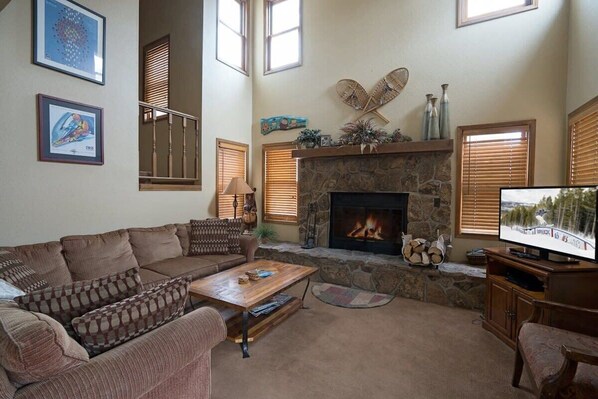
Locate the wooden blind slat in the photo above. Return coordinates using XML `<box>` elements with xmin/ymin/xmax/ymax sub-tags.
<box><xmin>569</xmin><ymin>105</ymin><xmax>598</xmax><ymax>185</ymax></box>
<box><xmin>572</xmin><ymin>114</ymin><xmax>598</xmax><ymax>130</ymax></box>
<box><xmin>263</xmin><ymin>144</ymin><xmax>297</xmax><ymax>223</ymax></box>
<box><xmin>143</xmin><ymin>38</ymin><xmax>169</xmax><ymax>112</ymax></box>
<box><xmin>217</xmin><ymin>141</ymin><xmax>248</xmax><ymax>219</ymax></box>
<box><xmin>459</xmin><ymin>125</ymin><xmax>532</xmax><ymax>236</ymax></box>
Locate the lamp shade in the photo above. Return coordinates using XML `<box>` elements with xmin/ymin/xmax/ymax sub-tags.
<box><xmin>223</xmin><ymin>177</ymin><xmax>254</xmax><ymax>195</ymax></box>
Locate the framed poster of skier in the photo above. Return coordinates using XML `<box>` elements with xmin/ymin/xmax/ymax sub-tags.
<box><xmin>33</xmin><ymin>0</ymin><xmax>106</xmax><ymax>85</ymax></box>
<box><xmin>37</xmin><ymin>94</ymin><xmax>104</xmax><ymax>165</ymax></box>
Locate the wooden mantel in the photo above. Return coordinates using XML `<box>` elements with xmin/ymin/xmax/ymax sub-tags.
<box><xmin>291</xmin><ymin>139</ymin><xmax>453</xmax><ymax>159</ymax></box>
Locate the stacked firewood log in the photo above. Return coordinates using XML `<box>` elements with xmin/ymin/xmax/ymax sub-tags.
<box><xmin>402</xmin><ymin>234</ymin><xmax>448</xmax><ymax>266</ymax></box>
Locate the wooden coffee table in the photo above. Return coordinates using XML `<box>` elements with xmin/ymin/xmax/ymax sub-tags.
<box><xmin>189</xmin><ymin>259</ymin><xmax>317</xmax><ymax>358</ymax></box>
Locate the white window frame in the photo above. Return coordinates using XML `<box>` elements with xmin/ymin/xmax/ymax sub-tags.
<box><xmin>264</xmin><ymin>0</ymin><xmax>303</xmax><ymax>74</ymax></box>
<box><xmin>457</xmin><ymin>0</ymin><xmax>538</xmax><ymax>28</ymax></box>
<box><xmin>217</xmin><ymin>0</ymin><xmax>249</xmax><ymax>75</ymax></box>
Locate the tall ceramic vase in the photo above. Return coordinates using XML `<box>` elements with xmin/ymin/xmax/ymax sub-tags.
<box><xmin>439</xmin><ymin>84</ymin><xmax>450</xmax><ymax>139</ymax></box>
<box><xmin>422</xmin><ymin>94</ymin><xmax>433</xmax><ymax>140</ymax></box>
<box><xmin>428</xmin><ymin>97</ymin><xmax>440</xmax><ymax>140</ymax></box>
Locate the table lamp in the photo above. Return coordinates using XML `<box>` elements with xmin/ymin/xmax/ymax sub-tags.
<box><xmin>223</xmin><ymin>177</ymin><xmax>254</xmax><ymax>219</ymax></box>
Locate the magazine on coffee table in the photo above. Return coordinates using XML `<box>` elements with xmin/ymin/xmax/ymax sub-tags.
<box><xmin>249</xmin><ymin>293</ymin><xmax>293</xmax><ymax>317</ymax></box>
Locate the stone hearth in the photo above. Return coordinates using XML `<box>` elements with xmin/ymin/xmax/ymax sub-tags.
<box><xmin>257</xmin><ymin>242</ymin><xmax>486</xmax><ymax>311</ymax></box>
<box><xmin>298</xmin><ymin>152</ymin><xmax>452</xmax><ymax>247</ymax></box>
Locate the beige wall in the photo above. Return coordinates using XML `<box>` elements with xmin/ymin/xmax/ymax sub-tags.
<box><xmin>250</xmin><ymin>0</ymin><xmax>570</xmax><ymax>261</ymax></box>
<box><xmin>202</xmin><ymin>0</ymin><xmax>253</xmax><ymax>207</ymax></box>
<box><xmin>566</xmin><ymin>0</ymin><xmax>598</xmax><ymax>113</ymax></box>
<box><xmin>0</xmin><ymin>0</ymin><xmax>252</xmax><ymax>245</ymax></box>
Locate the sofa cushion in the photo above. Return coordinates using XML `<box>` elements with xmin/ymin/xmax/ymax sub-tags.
<box><xmin>143</xmin><ymin>257</ymin><xmax>218</xmax><ymax>280</ymax></box>
<box><xmin>0</xmin><ymin>302</ymin><xmax>89</xmax><ymax>387</ymax></box>
<box><xmin>61</xmin><ymin>230</ymin><xmax>139</xmax><ymax>281</ymax></box>
<box><xmin>519</xmin><ymin>323</ymin><xmax>598</xmax><ymax>397</ymax></box>
<box><xmin>4</xmin><ymin>242</ymin><xmax>73</xmax><ymax>286</ymax></box>
<box><xmin>14</xmin><ymin>268</ymin><xmax>142</xmax><ymax>338</ymax></box>
<box><xmin>227</xmin><ymin>218</ymin><xmax>243</xmax><ymax>254</ymax></box>
<box><xmin>189</xmin><ymin>219</ymin><xmax>229</xmax><ymax>255</ymax></box>
<box><xmin>0</xmin><ymin>250</ymin><xmax>49</xmax><ymax>293</ymax></box>
<box><xmin>175</xmin><ymin>223</ymin><xmax>191</xmax><ymax>256</ymax></box>
<box><xmin>200</xmin><ymin>254</ymin><xmax>246</xmax><ymax>272</ymax></box>
<box><xmin>128</xmin><ymin>225</ymin><xmax>183</xmax><ymax>267</ymax></box>
<box><xmin>0</xmin><ymin>367</ymin><xmax>16</xmax><ymax>399</ymax></box>
<box><xmin>138</xmin><ymin>268</ymin><xmax>170</xmax><ymax>290</ymax></box>
<box><xmin>72</xmin><ymin>276</ymin><xmax>191</xmax><ymax>356</ymax></box>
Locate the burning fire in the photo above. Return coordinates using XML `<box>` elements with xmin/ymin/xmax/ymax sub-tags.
<box><xmin>347</xmin><ymin>214</ymin><xmax>384</xmax><ymax>240</ymax></box>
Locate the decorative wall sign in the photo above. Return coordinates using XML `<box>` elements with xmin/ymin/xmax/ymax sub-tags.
<box><xmin>33</xmin><ymin>0</ymin><xmax>106</xmax><ymax>85</ymax></box>
<box><xmin>37</xmin><ymin>94</ymin><xmax>104</xmax><ymax>165</ymax></box>
<box><xmin>260</xmin><ymin>115</ymin><xmax>308</xmax><ymax>135</ymax></box>
<box><xmin>336</xmin><ymin>68</ymin><xmax>409</xmax><ymax>124</ymax></box>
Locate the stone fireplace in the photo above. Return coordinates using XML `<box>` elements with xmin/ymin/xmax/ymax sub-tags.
<box><xmin>329</xmin><ymin>192</ymin><xmax>408</xmax><ymax>255</ymax></box>
<box><xmin>256</xmin><ymin>141</ymin><xmax>486</xmax><ymax>311</ymax></box>
<box><xmin>297</xmin><ymin>145</ymin><xmax>453</xmax><ymax>250</ymax></box>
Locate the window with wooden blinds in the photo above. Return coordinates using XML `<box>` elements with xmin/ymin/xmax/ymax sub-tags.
<box><xmin>217</xmin><ymin>139</ymin><xmax>249</xmax><ymax>219</ymax></box>
<box><xmin>263</xmin><ymin>143</ymin><xmax>298</xmax><ymax>223</ymax></box>
<box><xmin>143</xmin><ymin>36</ymin><xmax>170</xmax><ymax>121</ymax></box>
<box><xmin>568</xmin><ymin>96</ymin><xmax>598</xmax><ymax>186</ymax></box>
<box><xmin>456</xmin><ymin>120</ymin><xmax>536</xmax><ymax>237</ymax></box>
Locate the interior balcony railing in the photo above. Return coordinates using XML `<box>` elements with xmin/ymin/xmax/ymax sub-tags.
<box><xmin>139</xmin><ymin>101</ymin><xmax>201</xmax><ymax>191</ymax></box>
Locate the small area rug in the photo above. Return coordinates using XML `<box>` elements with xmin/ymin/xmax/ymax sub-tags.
<box><xmin>311</xmin><ymin>283</ymin><xmax>394</xmax><ymax>308</ymax></box>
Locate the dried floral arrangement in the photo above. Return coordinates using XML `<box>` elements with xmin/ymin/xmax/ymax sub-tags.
<box><xmin>338</xmin><ymin>119</ymin><xmax>387</xmax><ymax>153</ymax></box>
<box><xmin>338</xmin><ymin>119</ymin><xmax>412</xmax><ymax>152</ymax></box>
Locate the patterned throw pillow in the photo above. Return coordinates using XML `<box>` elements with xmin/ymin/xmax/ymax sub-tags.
<box><xmin>72</xmin><ymin>276</ymin><xmax>191</xmax><ymax>356</ymax></box>
<box><xmin>189</xmin><ymin>219</ymin><xmax>229</xmax><ymax>255</ymax></box>
<box><xmin>228</xmin><ymin>218</ymin><xmax>243</xmax><ymax>254</ymax></box>
<box><xmin>14</xmin><ymin>267</ymin><xmax>142</xmax><ymax>338</ymax></box>
<box><xmin>0</xmin><ymin>250</ymin><xmax>48</xmax><ymax>293</ymax></box>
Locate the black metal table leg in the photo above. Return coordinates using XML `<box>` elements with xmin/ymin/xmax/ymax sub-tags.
<box><xmin>240</xmin><ymin>311</ymin><xmax>250</xmax><ymax>358</ymax></box>
<box><xmin>301</xmin><ymin>277</ymin><xmax>311</xmax><ymax>309</ymax></box>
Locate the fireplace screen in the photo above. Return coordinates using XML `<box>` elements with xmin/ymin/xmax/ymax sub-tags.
<box><xmin>329</xmin><ymin>192</ymin><xmax>408</xmax><ymax>255</ymax></box>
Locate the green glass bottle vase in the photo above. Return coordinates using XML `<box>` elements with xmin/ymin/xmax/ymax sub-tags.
<box><xmin>439</xmin><ymin>84</ymin><xmax>450</xmax><ymax>140</ymax></box>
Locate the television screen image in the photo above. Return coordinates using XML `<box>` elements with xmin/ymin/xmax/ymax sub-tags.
<box><xmin>499</xmin><ymin>187</ymin><xmax>597</xmax><ymax>262</ymax></box>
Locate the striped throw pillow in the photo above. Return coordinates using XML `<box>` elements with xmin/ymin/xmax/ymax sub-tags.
<box><xmin>72</xmin><ymin>276</ymin><xmax>191</xmax><ymax>356</ymax></box>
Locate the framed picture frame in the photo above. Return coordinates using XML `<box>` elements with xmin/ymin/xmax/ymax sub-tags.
<box><xmin>37</xmin><ymin>94</ymin><xmax>104</xmax><ymax>165</ymax></box>
<box><xmin>319</xmin><ymin>134</ymin><xmax>332</xmax><ymax>147</ymax></box>
<box><xmin>33</xmin><ymin>0</ymin><xmax>106</xmax><ymax>85</ymax></box>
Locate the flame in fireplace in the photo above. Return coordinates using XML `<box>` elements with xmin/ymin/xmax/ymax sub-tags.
<box><xmin>347</xmin><ymin>214</ymin><xmax>384</xmax><ymax>240</ymax></box>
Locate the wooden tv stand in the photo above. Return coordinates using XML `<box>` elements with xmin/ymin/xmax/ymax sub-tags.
<box><xmin>483</xmin><ymin>247</ymin><xmax>598</xmax><ymax>349</ymax></box>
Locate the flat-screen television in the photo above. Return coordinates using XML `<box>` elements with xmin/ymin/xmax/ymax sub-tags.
<box><xmin>499</xmin><ymin>186</ymin><xmax>597</xmax><ymax>263</ymax></box>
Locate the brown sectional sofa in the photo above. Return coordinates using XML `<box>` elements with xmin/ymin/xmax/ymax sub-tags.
<box><xmin>0</xmin><ymin>222</ymin><xmax>259</xmax><ymax>399</ymax></box>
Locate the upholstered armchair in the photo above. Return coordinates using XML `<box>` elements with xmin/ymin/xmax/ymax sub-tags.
<box><xmin>512</xmin><ymin>300</ymin><xmax>598</xmax><ymax>398</ymax></box>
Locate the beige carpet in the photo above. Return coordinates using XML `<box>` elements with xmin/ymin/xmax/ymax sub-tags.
<box><xmin>211</xmin><ymin>284</ymin><xmax>534</xmax><ymax>399</ymax></box>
